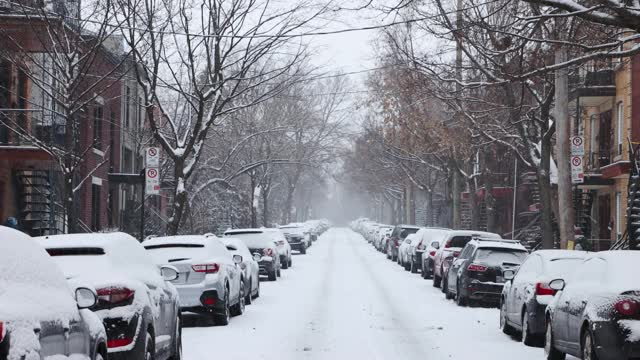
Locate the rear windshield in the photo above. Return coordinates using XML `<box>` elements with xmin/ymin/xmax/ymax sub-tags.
<box><xmin>225</xmin><ymin>233</ymin><xmax>273</xmax><ymax>248</ymax></box>
<box><xmin>449</xmin><ymin>236</ymin><xmax>472</xmax><ymax>248</ymax></box>
<box><xmin>474</xmin><ymin>248</ymin><xmax>528</xmax><ymax>266</ymax></box>
<box><xmin>547</xmin><ymin>258</ymin><xmax>583</xmax><ymax>277</ymax></box>
<box><xmin>400</xmin><ymin>227</ymin><xmax>419</xmax><ymax>238</ymax></box>
<box><xmin>144</xmin><ymin>244</ymin><xmax>207</xmax><ymax>263</ymax></box>
<box><xmin>47</xmin><ymin>247</ymin><xmax>105</xmax><ymax>256</ymax></box>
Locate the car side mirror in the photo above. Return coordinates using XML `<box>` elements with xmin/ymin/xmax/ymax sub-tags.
<box><xmin>75</xmin><ymin>287</ymin><xmax>97</xmax><ymax>309</ymax></box>
<box><xmin>253</xmin><ymin>253</ymin><xmax>262</xmax><ymax>261</ymax></box>
<box><xmin>549</xmin><ymin>279</ymin><xmax>565</xmax><ymax>291</ymax></box>
<box><xmin>160</xmin><ymin>266</ymin><xmax>179</xmax><ymax>281</ymax></box>
<box><xmin>503</xmin><ymin>270</ymin><xmax>515</xmax><ymax>281</ymax></box>
<box><xmin>233</xmin><ymin>254</ymin><xmax>243</xmax><ymax>264</ymax></box>
<box><xmin>432</xmin><ymin>242</ymin><xmax>440</xmax><ymax>249</ymax></box>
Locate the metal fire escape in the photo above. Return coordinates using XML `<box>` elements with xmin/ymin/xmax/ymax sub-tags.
<box><xmin>14</xmin><ymin>169</ymin><xmax>63</xmax><ymax>236</ymax></box>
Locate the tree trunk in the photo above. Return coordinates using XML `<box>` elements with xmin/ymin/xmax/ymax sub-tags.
<box><xmin>469</xmin><ymin>178</ymin><xmax>479</xmax><ymax>230</ymax></box>
<box><xmin>64</xmin><ymin>172</ymin><xmax>76</xmax><ymax>233</ymax></box>
<box><xmin>261</xmin><ymin>185</ymin><xmax>269</xmax><ymax>227</ymax></box>
<box><xmin>282</xmin><ymin>178</ymin><xmax>295</xmax><ymax>224</ymax></box>
<box><xmin>427</xmin><ymin>190</ymin><xmax>434</xmax><ymax>226</ymax></box>
<box><xmin>250</xmin><ymin>176</ymin><xmax>257</xmax><ymax>228</ymax></box>
<box><xmin>486</xmin><ymin>177</ymin><xmax>496</xmax><ymax>233</ymax></box>
<box><xmin>451</xmin><ymin>167</ymin><xmax>461</xmax><ymax>229</ymax></box>
<box><xmin>166</xmin><ymin>161</ymin><xmax>187</xmax><ymax>235</ymax></box>
<box><xmin>540</xmin><ymin>133</ymin><xmax>556</xmax><ymax>249</ymax></box>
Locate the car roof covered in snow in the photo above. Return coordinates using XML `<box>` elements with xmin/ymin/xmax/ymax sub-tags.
<box><xmin>445</xmin><ymin>230</ymin><xmax>501</xmax><ymax>239</ymax></box>
<box><xmin>532</xmin><ymin>249</ymin><xmax>589</xmax><ymax>261</ymax></box>
<box><xmin>0</xmin><ymin>226</ymin><xmax>79</xmax><ymax>322</ymax></box>
<box><xmin>143</xmin><ymin>235</ymin><xmax>212</xmax><ymax>247</ymax></box>
<box><xmin>470</xmin><ymin>238</ymin><xmax>527</xmax><ymax>251</ymax></box>
<box><xmin>38</xmin><ymin>231</ymin><xmax>138</xmax><ymax>249</ymax></box>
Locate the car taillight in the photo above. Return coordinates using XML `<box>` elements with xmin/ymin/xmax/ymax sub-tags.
<box><xmin>0</xmin><ymin>321</ymin><xmax>4</xmax><ymax>343</ymax></box>
<box><xmin>417</xmin><ymin>242</ymin><xmax>425</xmax><ymax>250</ymax></box>
<box><xmin>263</xmin><ymin>248</ymin><xmax>274</xmax><ymax>257</ymax></box>
<box><xmin>429</xmin><ymin>251</ymin><xmax>436</xmax><ymax>257</ymax></box>
<box><xmin>96</xmin><ymin>287</ymin><xmax>135</xmax><ymax>304</ymax></box>
<box><xmin>535</xmin><ymin>282</ymin><xmax>556</xmax><ymax>296</ymax></box>
<box><xmin>192</xmin><ymin>263</ymin><xmax>220</xmax><ymax>273</ymax></box>
<box><xmin>453</xmin><ymin>251</ymin><xmax>460</xmax><ymax>257</ymax></box>
<box><xmin>444</xmin><ymin>241</ymin><xmax>451</xmax><ymax>248</ymax></box>
<box><xmin>615</xmin><ymin>299</ymin><xmax>639</xmax><ymax>317</ymax></box>
<box><xmin>467</xmin><ymin>263</ymin><xmax>487</xmax><ymax>272</ymax></box>
<box><xmin>107</xmin><ymin>337</ymin><xmax>134</xmax><ymax>348</ymax></box>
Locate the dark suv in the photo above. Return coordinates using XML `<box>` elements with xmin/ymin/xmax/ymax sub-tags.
<box><xmin>445</xmin><ymin>238</ymin><xmax>528</xmax><ymax>307</ymax></box>
<box><xmin>386</xmin><ymin>225</ymin><xmax>420</xmax><ymax>262</ymax></box>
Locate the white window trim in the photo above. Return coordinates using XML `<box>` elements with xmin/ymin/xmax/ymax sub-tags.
<box><xmin>617</xmin><ymin>101</ymin><xmax>624</xmax><ymax>148</ymax></box>
<box><xmin>92</xmin><ymin>176</ymin><xmax>103</xmax><ymax>186</ymax></box>
<box><xmin>616</xmin><ymin>192</ymin><xmax>621</xmax><ymax>240</ymax></box>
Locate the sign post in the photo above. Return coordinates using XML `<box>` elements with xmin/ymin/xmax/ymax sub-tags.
<box><xmin>570</xmin><ymin>136</ymin><xmax>585</xmax><ymax>156</ymax></box>
<box><xmin>145</xmin><ymin>147</ymin><xmax>161</xmax><ymax>195</ymax></box>
<box><xmin>571</xmin><ymin>155</ymin><xmax>584</xmax><ymax>184</ymax></box>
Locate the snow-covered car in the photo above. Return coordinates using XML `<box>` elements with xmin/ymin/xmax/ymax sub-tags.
<box><xmin>544</xmin><ymin>251</ymin><xmax>640</xmax><ymax>360</ymax></box>
<box><xmin>420</xmin><ymin>228</ymin><xmax>451</xmax><ymax>279</ymax></box>
<box><xmin>144</xmin><ymin>235</ymin><xmax>246</xmax><ymax>325</ymax></box>
<box><xmin>409</xmin><ymin>227</ymin><xmax>450</xmax><ymax>274</ymax></box>
<box><xmin>264</xmin><ymin>228</ymin><xmax>292</xmax><ymax>269</ymax></box>
<box><xmin>499</xmin><ymin>249</ymin><xmax>586</xmax><ymax>345</ymax></box>
<box><xmin>39</xmin><ymin>232</ymin><xmax>181</xmax><ymax>360</ymax></box>
<box><xmin>387</xmin><ymin>224</ymin><xmax>420</xmax><ymax>261</ymax></box>
<box><xmin>221</xmin><ymin>235</ymin><xmax>262</xmax><ymax>304</ymax></box>
<box><xmin>1</xmin><ymin>226</ymin><xmax>108</xmax><ymax>360</ymax></box>
<box><xmin>225</xmin><ymin>229</ymin><xmax>282</xmax><ymax>280</ymax></box>
<box><xmin>279</xmin><ymin>224</ymin><xmax>311</xmax><ymax>254</ymax></box>
<box><xmin>398</xmin><ymin>233</ymin><xmax>420</xmax><ymax>270</ymax></box>
<box><xmin>445</xmin><ymin>238</ymin><xmax>528</xmax><ymax>307</ymax></box>
<box><xmin>375</xmin><ymin>226</ymin><xmax>393</xmax><ymax>252</ymax></box>
<box><xmin>432</xmin><ymin>230</ymin><xmax>502</xmax><ymax>288</ymax></box>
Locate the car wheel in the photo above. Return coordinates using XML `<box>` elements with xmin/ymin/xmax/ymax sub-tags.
<box><xmin>268</xmin><ymin>269</ymin><xmax>277</xmax><ymax>281</ymax></box>
<box><xmin>277</xmin><ymin>268</ymin><xmax>281</xmax><ymax>277</ymax></box>
<box><xmin>404</xmin><ymin>259</ymin><xmax>411</xmax><ymax>271</ymax></box>
<box><xmin>231</xmin><ymin>282</ymin><xmax>245</xmax><ymax>316</ymax></box>
<box><xmin>168</xmin><ymin>316</ymin><xmax>182</xmax><ymax>360</ymax></box>
<box><xmin>144</xmin><ymin>330</ymin><xmax>155</xmax><ymax>360</ymax></box>
<box><xmin>433</xmin><ymin>273</ymin><xmax>441</xmax><ymax>288</ymax></box>
<box><xmin>544</xmin><ymin>320</ymin><xmax>566</xmax><ymax>360</ymax></box>
<box><xmin>288</xmin><ymin>256</ymin><xmax>292</xmax><ymax>267</ymax></box>
<box><xmin>522</xmin><ymin>311</ymin><xmax>536</xmax><ymax>346</ymax></box>
<box><xmin>214</xmin><ymin>290</ymin><xmax>230</xmax><ymax>326</ymax></box>
<box><xmin>411</xmin><ymin>258</ymin><xmax>419</xmax><ymax>273</ymax></box>
<box><xmin>442</xmin><ymin>276</ymin><xmax>449</xmax><ymax>295</ymax></box>
<box><xmin>245</xmin><ymin>280</ymin><xmax>253</xmax><ymax>305</ymax></box>
<box><xmin>582</xmin><ymin>327</ymin><xmax>598</xmax><ymax>360</ymax></box>
<box><xmin>500</xmin><ymin>300</ymin><xmax>515</xmax><ymax>335</ymax></box>
<box><xmin>456</xmin><ymin>283</ymin><xmax>467</xmax><ymax>306</ymax></box>
<box><xmin>282</xmin><ymin>259</ymin><xmax>289</xmax><ymax>269</ymax></box>
<box><xmin>254</xmin><ymin>280</ymin><xmax>260</xmax><ymax>299</ymax></box>
<box><xmin>300</xmin><ymin>246</ymin><xmax>307</xmax><ymax>254</ymax></box>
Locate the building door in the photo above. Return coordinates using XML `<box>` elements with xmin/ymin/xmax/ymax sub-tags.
<box><xmin>91</xmin><ymin>184</ymin><xmax>101</xmax><ymax>231</ymax></box>
<box><xmin>598</xmin><ymin>193</ymin><xmax>611</xmax><ymax>241</ymax></box>
<box><xmin>598</xmin><ymin>110</ymin><xmax>613</xmax><ymax>167</ymax></box>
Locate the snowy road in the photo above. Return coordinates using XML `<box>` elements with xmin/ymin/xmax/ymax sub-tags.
<box><xmin>183</xmin><ymin>228</ymin><xmax>553</xmax><ymax>360</ymax></box>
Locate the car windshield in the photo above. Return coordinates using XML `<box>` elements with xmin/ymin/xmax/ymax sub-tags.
<box><xmin>144</xmin><ymin>243</ymin><xmax>206</xmax><ymax>262</ymax></box>
<box><xmin>475</xmin><ymin>248</ymin><xmax>528</xmax><ymax>266</ymax></box>
<box><xmin>546</xmin><ymin>258</ymin><xmax>584</xmax><ymax>277</ymax></box>
<box><xmin>225</xmin><ymin>233</ymin><xmax>272</xmax><ymax>248</ymax></box>
<box><xmin>449</xmin><ymin>236</ymin><xmax>472</xmax><ymax>248</ymax></box>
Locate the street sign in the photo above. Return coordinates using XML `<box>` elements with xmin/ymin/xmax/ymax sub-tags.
<box><xmin>146</xmin><ymin>147</ymin><xmax>160</xmax><ymax>167</ymax></box>
<box><xmin>145</xmin><ymin>167</ymin><xmax>160</xmax><ymax>195</ymax></box>
<box><xmin>571</xmin><ymin>155</ymin><xmax>584</xmax><ymax>184</ymax></box>
<box><xmin>570</xmin><ymin>136</ymin><xmax>585</xmax><ymax>156</ymax></box>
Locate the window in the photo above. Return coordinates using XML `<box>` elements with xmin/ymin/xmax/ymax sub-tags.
<box><xmin>458</xmin><ymin>244</ymin><xmax>475</xmax><ymax>259</ymax></box>
<box><xmin>91</xmin><ymin>184</ymin><xmax>101</xmax><ymax>231</ymax></box>
<box><xmin>138</xmin><ymin>97</ymin><xmax>144</xmax><ymax>128</ymax></box>
<box><xmin>616</xmin><ymin>192</ymin><xmax>622</xmax><ymax>240</ymax></box>
<box><xmin>125</xmin><ymin>86</ymin><xmax>131</xmax><ymax>128</ymax></box>
<box><xmin>589</xmin><ymin>114</ymin><xmax>597</xmax><ymax>164</ymax></box>
<box><xmin>617</xmin><ymin>101</ymin><xmax>623</xmax><ymax>155</ymax></box>
<box><xmin>93</xmin><ymin>106</ymin><xmax>103</xmax><ymax>149</ymax></box>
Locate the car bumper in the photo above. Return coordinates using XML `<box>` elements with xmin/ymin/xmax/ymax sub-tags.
<box><xmin>586</xmin><ymin>320</ymin><xmax>640</xmax><ymax>360</ymax></box>
<box><xmin>288</xmin><ymin>242</ymin><xmax>305</xmax><ymax>251</ymax></box>
<box><xmin>466</xmin><ymin>282</ymin><xmax>504</xmax><ymax>304</ymax></box>
<box><xmin>103</xmin><ymin>314</ymin><xmax>142</xmax><ymax>356</ymax></box>
<box><xmin>173</xmin><ymin>278</ymin><xmax>224</xmax><ymax>308</ymax></box>
<box><xmin>412</xmin><ymin>252</ymin><xmax>423</xmax><ymax>265</ymax></box>
<box><xmin>259</xmin><ymin>260</ymin><xmax>277</xmax><ymax>275</ymax></box>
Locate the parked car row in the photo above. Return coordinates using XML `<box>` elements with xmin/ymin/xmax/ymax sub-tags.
<box><xmin>0</xmin><ymin>219</ymin><xmax>330</xmax><ymax>360</ymax></box>
<box><xmin>351</xmin><ymin>218</ymin><xmax>640</xmax><ymax>360</ymax></box>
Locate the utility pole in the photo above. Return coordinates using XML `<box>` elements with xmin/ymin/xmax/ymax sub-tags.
<box><xmin>554</xmin><ymin>20</ymin><xmax>575</xmax><ymax>249</ymax></box>
<box><xmin>451</xmin><ymin>0</ymin><xmax>463</xmax><ymax>229</ymax></box>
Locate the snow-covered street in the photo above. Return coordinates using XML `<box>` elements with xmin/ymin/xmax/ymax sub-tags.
<box><xmin>182</xmin><ymin>228</ymin><xmax>556</xmax><ymax>360</ymax></box>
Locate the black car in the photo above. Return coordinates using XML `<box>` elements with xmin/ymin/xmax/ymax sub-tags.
<box><xmin>39</xmin><ymin>233</ymin><xmax>182</xmax><ymax>360</ymax></box>
<box><xmin>446</xmin><ymin>238</ymin><xmax>528</xmax><ymax>306</ymax></box>
<box><xmin>386</xmin><ymin>225</ymin><xmax>420</xmax><ymax>262</ymax></box>
<box><xmin>499</xmin><ymin>250</ymin><xmax>586</xmax><ymax>346</ymax></box>
<box><xmin>225</xmin><ymin>229</ymin><xmax>282</xmax><ymax>281</ymax></box>
<box><xmin>279</xmin><ymin>225</ymin><xmax>311</xmax><ymax>254</ymax></box>
<box><xmin>545</xmin><ymin>251</ymin><xmax>640</xmax><ymax>360</ymax></box>
<box><xmin>1</xmin><ymin>226</ymin><xmax>108</xmax><ymax>360</ymax></box>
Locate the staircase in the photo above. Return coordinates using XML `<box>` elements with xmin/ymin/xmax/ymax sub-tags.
<box><xmin>14</xmin><ymin>169</ymin><xmax>63</xmax><ymax>236</ymax></box>
<box><xmin>622</xmin><ymin>142</ymin><xmax>640</xmax><ymax>250</ymax></box>
<box><xmin>574</xmin><ymin>190</ymin><xmax>594</xmax><ymax>239</ymax></box>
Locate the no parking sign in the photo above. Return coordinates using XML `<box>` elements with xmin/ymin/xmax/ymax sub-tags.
<box><xmin>571</xmin><ymin>155</ymin><xmax>584</xmax><ymax>184</ymax></box>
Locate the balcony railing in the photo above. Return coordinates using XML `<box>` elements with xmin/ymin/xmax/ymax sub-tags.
<box><xmin>0</xmin><ymin>110</ymin><xmax>65</xmax><ymax>147</ymax></box>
